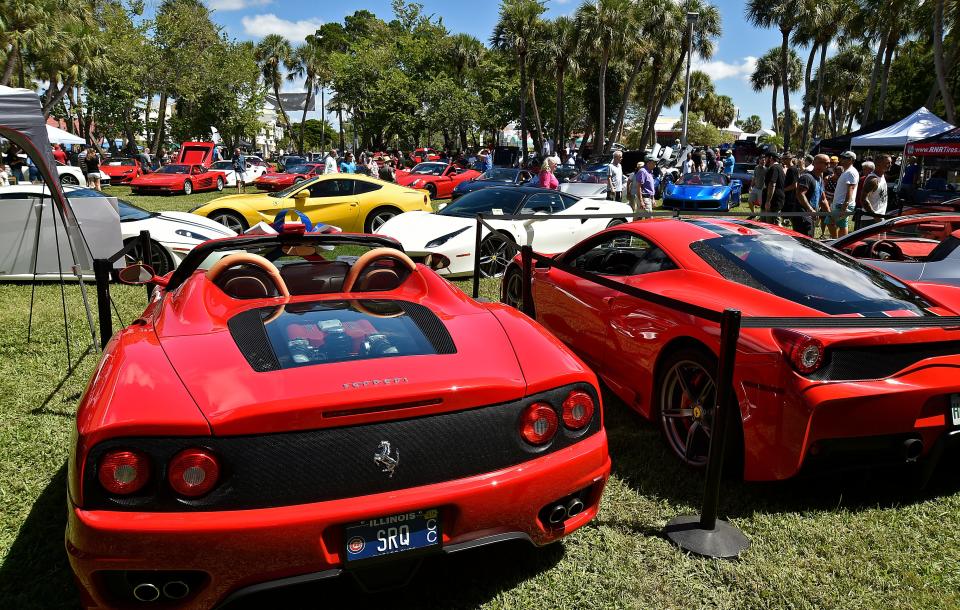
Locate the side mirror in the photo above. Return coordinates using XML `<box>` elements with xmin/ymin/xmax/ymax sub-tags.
<box><xmin>118</xmin><ymin>263</ymin><xmax>156</xmax><ymax>285</ymax></box>
<box><xmin>423</xmin><ymin>253</ymin><xmax>450</xmax><ymax>271</ymax></box>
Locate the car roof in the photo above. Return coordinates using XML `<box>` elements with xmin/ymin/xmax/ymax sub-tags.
<box><xmin>625</xmin><ymin>216</ymin><xmax>794</xmax><ymax>243</ymax></box>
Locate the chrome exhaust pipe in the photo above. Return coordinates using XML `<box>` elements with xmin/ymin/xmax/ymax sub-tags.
<box><xmin>565</xmin><ymin>497</ymin><xmax>585</xmax><ymax>518</ymax></box>
<box><xmin>132</xmin><ymin>582</ymin><xmax>160</xmax><ymax>602</ymax></box>
<box><xmin>547</xmin><ymin>504</ymin><xmax>568</xmax><ymax>525</ymax></box>
<box><xmin>162</xmin><ymin>580</ymin><xmax>190</xmax><ymax>600</ymax></box>
<box><xmin>903</xmin><ymin>438</ymin><xmax>923</xmax><ymax>462</ymax></box>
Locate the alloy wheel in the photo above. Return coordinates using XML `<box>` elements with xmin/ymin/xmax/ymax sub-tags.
<box><xmin>478</xmin><ymin>233</ymin><xmax>514</xmax><ymax>278</ymax></box>
<box><xmin>660</xmin><ymin>359</ymin><xmax>716</xmax><ymax>467</ymax></box>
<box><xmin>126</xmin><ymin>239</ymin><xmax>172</xmax><ymax>276</ymax></box>
<box><xmin>211</xmin><ymin>212</ymin><xmax>246</xmax><ymax>233</ymax></box>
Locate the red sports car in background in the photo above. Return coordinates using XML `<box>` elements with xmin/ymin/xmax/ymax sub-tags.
<box><xmin>395</xmin><ymin>162</ymin><xmax>481</xmax><ymax>200</ymax></box>
<box><xmin>67</xmin><ymin>232</ymin><xmax>609</xmax><ymax>608</ymax></box>
<box><xmin>410</xmin><ymin>147</ymin><xmax>440</xmax><ymax>163</ymax></box>
<box><xmin>502</xmin><ymin>217</ymin><xmax>960</xmax><ymax>481</ymax></box>
<box><xmin>100</xmin><ymin>158</ymin><xmax>144</xmax><ymax>184</ymax></box>
<box><xmin>254</xmin><ymin>162</ymin><xmax>325</xmax><ymax>191</ymax></box>
<box><xmin>129</xmin><ymin>163</ymin><xmax>226</xmax><ymax>195</ymax></box>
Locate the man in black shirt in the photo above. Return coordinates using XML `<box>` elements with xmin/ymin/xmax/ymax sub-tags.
<box><xmin>781</xmin><ymin>153</ymin><xmax>799</xmax><ymax>227</ymax></box>
<box><xmin>763</xmin><ymin>148</ymin><xmax>785</xmax><ymax>225</ymax></box>
<box><xmin>793</xmin><ymin>154</ymin><xmax>829</xmax><ymax>237</ymax></box>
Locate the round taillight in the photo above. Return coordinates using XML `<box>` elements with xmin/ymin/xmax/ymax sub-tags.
<box><xmin>168</xmin><ymin>448</ymin><xmax>220</xmax><ymax>497</ymax></box>
<box><xmin>562</xmin><ymin>390</ymin><xmax>595</xmax><ymax>430</ymax></box>
<box><xmin>795</xmin><ymin>341</ymin><xmax>823</xmax><ymax>373</ymax></box>
<box><xmin>519</xmin><ymin>402</ymin><xmax>559</xmax><ymax>446</ymax></box>
<box><xmin>98</xmin><ymin>450</ymin><xmax>150</xmax><ymax>495</ymax></box>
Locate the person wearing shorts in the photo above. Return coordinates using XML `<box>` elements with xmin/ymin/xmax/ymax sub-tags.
<box><xmin>827</xmin><ymin>150</ymin><xmax>859</xmax><ymax>238</ymax></box>
<box><xmin>84</xmin><ymin>148</ymin><xmax>101</xmax><ymax>190</ymax></box>
<box><xmin>232</xmin><ymin>147</ymin><xmax>246</xmax><ymax>194</ymax></box>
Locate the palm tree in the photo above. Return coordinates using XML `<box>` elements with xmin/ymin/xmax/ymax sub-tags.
<box><xmin>542</xmin><ymin>17</ymin><xmax>580</xmax><ymax>148</ymax></box>
<box><xmin>576</xmin><ymin>0</ymin><xmax>634</xmax><ymax>155</ymax></box>
<box><xmin>751</xmin><ymin>50</ymin><xmax>780</xmax><ymax>132</ymax></box>
<box><xmin>745</xmin><ymin>0</ymin><xmax>807</xmax><ymax>151</ymax></box>
<box><xmin>491</xmin><ymin>0</ymin><xmax>546</xmax><ymax>162</ymax></box>
<box><xmin>449</xmin><ymin>33</ymin><xmax>486</xmax><ymax>149</ymax></box>
<box><xmin>255</xmin><ymin>34</ymin><xmax>294</xmax><ymax>135</ymax></box>
<box><xmin>288</xmin><ymin>35</ymin><xmax>324</xmax><ymax>154</ymax></box>
<box><xmin>609</xmin><ymin>0</ymin><xmax>662</xmax><ymax>148</ymax></box>
<box><xmin>933</xmin><ymin>0</ymin><xmax>957</xmax><ymax>124</ymax></box>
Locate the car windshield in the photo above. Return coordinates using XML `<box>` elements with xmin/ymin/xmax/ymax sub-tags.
<box><xmin>107</xmin><ymin>158</ymin><xmax>136</xmax><ymax>166</ymax></box>
<box><xmin>478</xmin><ymin>169</ymin><xmax>518</xmax><ymax>183</ymax></box>
<box><xmin>157</xmin><ymin>164</ymin><xmax>189</xmax><ymax>174</ymax></box>
<box><xmin>438</xmin><ymin>189</ymin><xmax>524</xmax><ymax>218</ymax></box>
<box><xmin>117</xmin><ymin>199</ymin><xmax>155</xmax><ymax>221</ymax></box>
<box><xmin>286</xmin><ymin>164</ymin><xmax>311</xmax><ymax>173</ymax></box>
<box><xmin>679</xmin><ymin>173</ymin><xmax>727</xmax><ymax>186</ymax></box>
<box><xmin>692</xmin><ymin>234</ymin><xmax>935</xmax><ymax>316</ymax></box>
<box><xmin>572</xmin><ymin>166</ymin><xmax>608</xmax><ymax>183</ymax></box>
<box><xmin>211</xmin><ymin>161</ymin><xmax>233</xmax><ymax>170</ymax></box>
<box><xmin>410</xmin><ymin>163</ymin><xmax>446</xmax><ymax>176</ymax></box>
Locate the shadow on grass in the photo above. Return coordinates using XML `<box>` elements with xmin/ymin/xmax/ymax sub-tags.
<box><xmin>0</xmin><ymin>463</ymin><xmax>78</xmax><ymax>610</ymax></box>
<box><xmin>224</xmin><ymin>539</ymin><xmax>564</xmax><ymax>609</ymax></box>
<box><xmin>602</xmin><ymin>387</ymin><xmax>960</xmax><ymax>521</ymax></box>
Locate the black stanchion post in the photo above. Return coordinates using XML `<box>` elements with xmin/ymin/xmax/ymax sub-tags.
<box><xmin>664</xmin><ymin>308</ymin><xmax>750</xmax><ymax>559</ymax></box>
<box><xmin>138</xmin><ymin>230</ymin><xmax>151</xmax><ymax>300</ymax></box>
<box><xmin>472</xmin><ymin>214</ymin><xmax>482</xmax><ymax>298</ymax></box>
<box><xmin>520</xmin><ymin>245</ymin><xmax>533</xmax><ymax>317</ymax></box>
<box><xmin>93</xmin><ymin>259</ymin><xmax>113</xmax><ymax>349</ymax></box>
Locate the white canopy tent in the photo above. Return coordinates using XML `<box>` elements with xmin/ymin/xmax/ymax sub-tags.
<box><xmin>850</xmin><ymin>107</ymin><xmax>954</xmax><ymax>148</ymax></box>
<box><xmin>46</xmin><ymin>123</ymin><xmax>85</xmax><ymax>145</ymax></box>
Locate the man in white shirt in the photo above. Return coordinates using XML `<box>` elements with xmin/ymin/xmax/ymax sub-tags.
<box><xmin>861</xmin><ymin>154</ymin><xmax>890</xmax><ymax>221</ymax></box>
<box><xmin>323</xmin><ymin>149</ymin><xmax>338</xmax><ymax>174</ymax></box>
<box><xmin>828</xmin><ymin>150</ymin><xmax>859</xmax><ymax>238</ymax></box>
<box><xmin>607</xmin><ymin>151</ymin><xmax>624</xmax><ymax>202</ymax></box>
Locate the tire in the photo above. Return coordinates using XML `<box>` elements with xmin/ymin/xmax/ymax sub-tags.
<box><xmin>294</xmin><ymin>177</ymin><xmax>304</xmax><ymax>183</ymax></box>
<box><xmin>60</xmin><ymin>174</ymin><xmax>79</xmax><ymax>186</ymax></box>
<box><xmin>653</xmin><ymin>345</ymin><xmax>742</xmax><ymax>472</ymax></box>
<box><xmin>183</xmin><ymin>180</ymin><xmax>193</xmax><ymax>195</ymax></box>
<box><xmin>425</xmin><ymin>183</ymin><xmax>437</xmax><ymax>200</ymax></box>
<box><xmin>364</xmin><ymin>206</ymin><xmax>402</xmax><ymax>233</ymax></box>
<box><xmin>606</xmin><ymin>219</ymin><xmax>626</xmax><ymax>228</ymax></box>
<box><xmin>209</xmin><ymin>210</ymin><xmax>248</xmax><ymax>233</ymax></box>
<box><xmin>478</xmin><ymin>232</ymin><xmax>516</xmax><ymax>278</ymax></box>
<box><xmin>125</xmin><ymin>238</ymin><xmax>173</xmax><ymax>276</ymax></box>
<box><xmin>500</xmin><ymin>264</ymin><xmax>529</xmax><ymax>314</ymax></box>
<box><xmin>216</xmin><ymin>177</ymin><xmax>224</xmax><ymax>191</ymax></box>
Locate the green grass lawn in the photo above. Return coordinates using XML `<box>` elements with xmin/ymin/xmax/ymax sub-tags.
<box><xmin>1</xmin><ymin>190</ymin><xmax>959</xmax><ymax>609</ymax></box>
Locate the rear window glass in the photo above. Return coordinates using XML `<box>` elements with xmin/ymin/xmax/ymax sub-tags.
<box><xmin>691</xmin><ymin>234</ymin><xmax>935</xmax><ymax>316</ymax></box>
<box><xmin>228</xmin><ymin>300</ymin><xmax>455</xmax><ymax>371</ymax></box>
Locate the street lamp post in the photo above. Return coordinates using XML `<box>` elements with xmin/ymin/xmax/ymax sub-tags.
<box><xmin>681</xmin><ymin>11</ymin><xmax>699</xmax><ymax>148</ymax></box>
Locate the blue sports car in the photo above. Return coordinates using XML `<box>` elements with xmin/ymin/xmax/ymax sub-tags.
<box><xmin>662</xmin><ymin>172</ymin><xmax>742</xmax><ymax>211</ymax></box>
<box><xmin>450</xmin><ymin>167</ymin><xmax>533</xmax><ymax>200</ymax></box>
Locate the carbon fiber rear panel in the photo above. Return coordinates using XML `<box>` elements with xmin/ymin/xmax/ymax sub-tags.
<box><xmin>807</xmin><ymin>341</ymin><xmax>960</xmax><ymax>381</ymax></box>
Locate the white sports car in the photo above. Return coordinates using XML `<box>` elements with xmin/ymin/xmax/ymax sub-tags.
<box><xmin>208</xmin><ymin>160</ymin><xmax>267</xmax><ymax>187</ymax></box>
<box><xmin>376</xmin><ymin>186</ymin><xmax>632</xmax><ymax>277</ymax></box>
<box><xmin>0</xmin><ymin>185</ymin><xmax>234</xmax><ymax>279</ymax></box>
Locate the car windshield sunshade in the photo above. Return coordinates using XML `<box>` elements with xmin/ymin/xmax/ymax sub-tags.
<box><xmin>228</xmin><ymin>299</ymin><xmax>456</xmax><ymax>372</ymax></box>
<box><xmin>691</xmin><ymin>234</ymin><xmax>936</xmax><ymax>316</ymax></box>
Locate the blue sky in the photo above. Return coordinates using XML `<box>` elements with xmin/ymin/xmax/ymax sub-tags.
<box><xmin>202</xmin><ymin>0</ymin><xmax>792</xmax><ymax>129</ymax></box>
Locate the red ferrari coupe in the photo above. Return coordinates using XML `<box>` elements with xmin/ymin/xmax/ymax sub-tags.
<box><xmin>502</xmin><ymin>217</ymin><xmax>960</xmax><ymax>481</ymax></box>
<box><xmin>100</xmin><ymin>158</ymin><xmax>144</xmax><ymax>184</ymax></box>
<box><xmin>129</xmin><ymin>163</ymin><xmax>226</xmax><ymax>195</ymax></box>
<box><xmin>67</xmin><ymin>232</ymin><xmax>609</xmax><ymax>608</ymax></box>
<box><xmin>410</xmin><ymin>147</ymin><xmax>440</xmax><ymax>163</ymax></box>
<box><xmin>394</xmin><ymin>162</ymin><xmax>481</xmax><ymax>200</ymax></box>
<box><xmin>254</xmin><ymin>162</ymin><xmax>325</xmax><ymax>191</ymax></box>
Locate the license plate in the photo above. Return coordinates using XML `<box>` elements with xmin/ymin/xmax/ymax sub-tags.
<box><xmin>343</xmin><ymin>509</ymin><xmax>440</xmax><ymax>562</ymax></box>
<box><xmin>951</xmin><ymin>394</ymin><xmax>960</xmax><ymax>428</ymax></box>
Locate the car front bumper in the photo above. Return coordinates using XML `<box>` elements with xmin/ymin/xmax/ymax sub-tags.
<box><xmin>67</xmin><ymin>431</ymin><xmax>609</xmax><ymax>609</ymax></box>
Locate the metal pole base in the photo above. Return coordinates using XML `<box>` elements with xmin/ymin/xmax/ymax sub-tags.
<box><xmin>664</xmin><ymin>515</ymin><xmax>750</xmax><ymax>559</ymax></box>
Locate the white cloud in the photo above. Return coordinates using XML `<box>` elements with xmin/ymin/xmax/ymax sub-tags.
<box><xmin>208</xmin><ymin>0</ymin><xmax>272</xmax><ymax>10</ymax></box>
<box><xmin>241</xmin><ymin>14</ymin><xmax>323</xmax><ymax>41</ymax></box>
<box><xmin>692</xmin><ymin>55</ymin><xmax>758</xmax><ymax>82</ymax></box>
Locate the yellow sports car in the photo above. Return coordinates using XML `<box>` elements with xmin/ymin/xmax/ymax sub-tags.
<box><xmin>190</xmin><ymin>174</ymin><xmax>432</xmax><ymax>233</ymax></box>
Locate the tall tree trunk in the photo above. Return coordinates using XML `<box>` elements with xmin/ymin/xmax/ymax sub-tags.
<box><xmin>933</xmin><ymin>0</ymin><xmax>957</xmax><ymax>124</ymax></box>
<box><xmin>876</xmin><ymin>31</ymin><xmax>896</xmax><ymax>120</ymax></box>
<box><xmin>640</xmin><ymin>48</ymin><xmax>686</xmax><ymax>149</ymax></box>
<box><xmin>861</xmin><ymin>35</ymin><xmax>886</xmax><ymax>124</ymax></box>
<box><xmin>151</xmin><ymin>91</ymin><xmax>168</xmax><ymax>153</ymax></box>
<box><xmin>273</xmin><ymin>83</ymin><xmax>289</xmax><ymax>135</ymax></box>
<box><xmin>519</xmin><ymin>52</ymin><xmax>528</xmax><ymax>162</ymax></box>
<box><xmin>299</xmin><ymin>84</ymin><xmax>312</xmax><ymax>155</ymax></box>
<box><xmin>779</xmin><ymin>29</ymin><xmax>793</xmax><ymax>151</ymax></box>
<box><xmin>812</xmin><ymin>42</ymin><xmax>828</xmax><ymax>143</ymax></box>
<box><xmin>338</xmin><ymin>106</ymin><xmax>345</xmax><ymax>151</ymax></box>
<box><xmin>144</xmin><ymin>94</ymin><xmax>153</xmax><ymax>145</ymax></box>
<box><xmin>800</xmin><ymin>42</ymin><xmax>818</xmax><ymax>152</ymax></box>
<box><xmin>42</xmin><ymin>75</ymin><xmax>73</xmax><ymax>117</ymax></box>
<box><xmin>0</xmin><ymin>43</ymin><xmax>18</xmax><ymax>86</ymax></box>
<box><xmin>925</xmin><ymin>33</ymin><xmax>960</xmax><ymax>107</ymax></box>
<box><xmin>599</xmin><ymin>51</ymin><xmax>610</xmax><ymax>155</ymax></box>
<box><xmin>554</xmin><ymin>67</ymin><xmax>565</xmax><ymax>148</ymax></box>
<box><xmin>529</xmin><ymin>77</ymin><xmax>545</xmax><ymax>154</ymax></box>
<box><xmin>42</xmin><ymin>74</ymin><xmax>58</xmax><ymax>109</ymax></box>
<box><xmin>320</xmin><ymin>87</ymin><xmax>326</xmax><ymax>150</ymax></box>
<box><xmin>771</xmin><ymin>83</ymin><xmax>779</xmax><ymax>136</ymax></box>
<box><xmin>611</xmin><ymin>57</ymin><xmax>644</xmax><ymax>152</ymax></box>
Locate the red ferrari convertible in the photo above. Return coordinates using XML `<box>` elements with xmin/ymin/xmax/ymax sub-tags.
<box><xmin>67</xmin><ymin>232</ymin><xmax>609</xmax><ymax>608</ymax></box>
<box><xmin>394</xmin><ymin>162</ymin><xmax>481</xmax><ymax>200</ymax></box>
<box><xmin>502</xmin><ymin>217</ymin><xmax>960</xmax><ymax>481</ymax></box>
<box><xmin>100</xmin><ymin>158</ymin><xmax>144</xmax><ymax>184</ymax></box>
<box><xmin>254</xmin><ymin>162</ymin><xmax>325</xmax><ymax>191</ymax></box>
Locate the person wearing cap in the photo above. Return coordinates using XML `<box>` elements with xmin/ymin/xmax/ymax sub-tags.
<box><xmin>748</xmin><ymin>153</ymin><xmax>767</xmax><ymax>217</ymax></box>
<box><xmin>722</xmin><ymin>149</ymin><xmax>735</xmax><ymax>175</ymax></box>
<box><xmin>627</xmin><ymin>155</ymin><xmax>657</xmax><ymax>213</ymax></box>
<box><xmin>606</xmin><ymin>150</ymin><xmax>624</xmax><ymax>201</ymax></box>
<box><xmin>763</xmin><ymin>147</ymin><xmax>785</xmax><ymax>225</ymax></box>
<box><xmin>827</xmin><ymin>150</ymin><xmax>859</xmax><ymax>238</ymax></box>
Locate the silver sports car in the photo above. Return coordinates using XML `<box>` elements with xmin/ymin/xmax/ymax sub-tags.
<box><xmin>831</xmin><ymin>213</ymin><xmax>960</xmax><ymax>287</ymax></box>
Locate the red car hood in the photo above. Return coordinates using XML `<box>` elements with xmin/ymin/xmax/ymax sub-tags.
<box><xmin>257</xmin><ymin>172</ymin><xmax>293</xmax><ymax>181</ymax></box>
<box><xmin>130</xmin><ymin>172</ymin><xmax>186</xmax><ymax>185</ymax></box>
<box><xmin>396</xmin><ymin>173</ymin><xmax>440</xmax><ymax>187</ymax></box>
<box><xmin>157</xmin><ymin>310</ymin><xmax>526</xmax><ymax>436</ymax></box>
